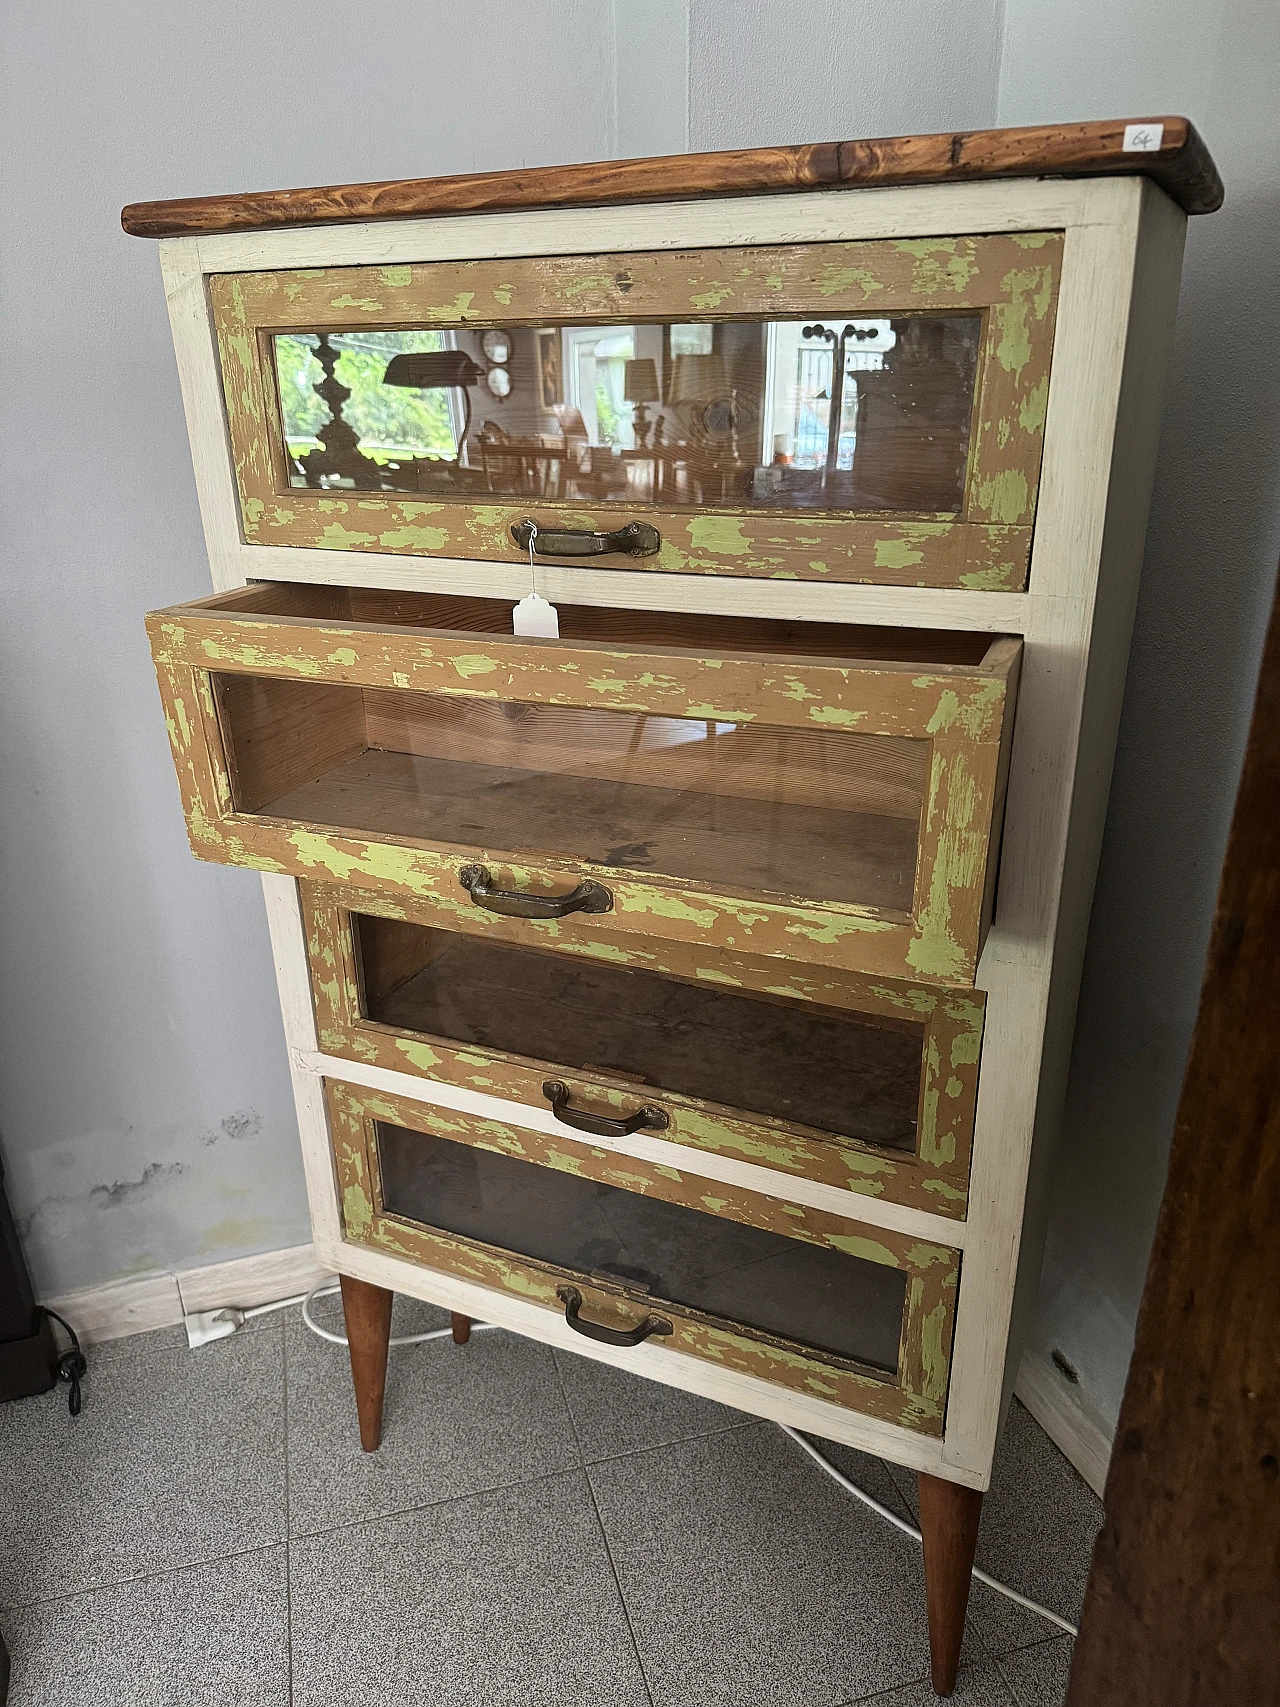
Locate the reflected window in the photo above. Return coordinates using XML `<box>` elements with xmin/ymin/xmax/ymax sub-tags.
<box><xmin>270</xmin><ymin>312</ymin><xmax>981</xmax><ymax>513</ymax></box>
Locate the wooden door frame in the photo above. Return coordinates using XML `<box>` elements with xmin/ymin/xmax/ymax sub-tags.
<box><xmin>1066</xmin><ymin>569</ymin><xmax>1280</xmax><ymax>1703</ymax></box>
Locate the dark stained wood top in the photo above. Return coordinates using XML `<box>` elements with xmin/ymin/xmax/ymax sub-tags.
<box><xmin>121</xmin><ymin>117</ymin><xmax>1222</xmax><ymax>239</ymax></box>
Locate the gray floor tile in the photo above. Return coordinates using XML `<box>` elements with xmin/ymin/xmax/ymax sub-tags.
<box><xmin>967</xmin><ymin>1403</ymin><xmax>1098</xmax><ymax>1652</ymax></box>
<box><xmin>999</xmin><ymin>1636</ymin><xmax>1073</xmax><ymax>1707</ymax></box>
<box><xmin>0</xmin><ymin>1328</ymin><xmax>286</xmax><ymax>1606</ymax></box>
<box><xmin>848</xmin><ymin>1654</ymin><xmax>1017</xmax><ymax>1705</ymax></box>
<box><xmin>0</xmin><ymin>1543</ymin><xmax>288</xmax><ymax>1706</ymax></box>
<box><xmin>589</xmin><ymin>1421</ymin><xmax>934</xmax><ymax>1707</ymax></box>
<box><xmin>795</xmin><ymin>1431</ymin><xmax>922</xmax><ymax>1526</ymax></box>
<box><xmin>285</xmin><ymin>1294</ymin><xmax>580</xmax><ymax>1536</ymax></box>
<box><xmin>553</xmin><ymin>1343</ymin><xmax>751</xmax><ymax>1460</ymax></box>
<box><xmin>289</xmin><ymin>1471</ymin><xmax>650</xmax><ymax>1707</ymax></box>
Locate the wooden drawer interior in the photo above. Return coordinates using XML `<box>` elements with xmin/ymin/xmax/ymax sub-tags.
<box><xmin>358</xmin><ymin>915</ymin><xmax>923</xmax><ymax>1154</ymax></box>
<box><xmin>303</xmin><ymin>886</ymin><xmax>985</xmax><ymax>1216</ymax></box>
<box><xmin>149</xmin><ymin>582</ymin><xmax>1019</xmax><ymax>983</ymax></box>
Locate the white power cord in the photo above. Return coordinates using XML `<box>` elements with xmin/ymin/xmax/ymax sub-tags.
<box><xmin>190</xmin><ymin>1279</ymin><xmax>1077</xmax><ymax>1639</ymax></box>
<box><xmin>300</xmin><ymin>1278</ymin><xmax>500</xmax><ymax>1348</ymax></box>
<box><xmin>780</xmin><ymin>1425</ymin><xmax>1079</xmax><ymax>1638</ymax></box>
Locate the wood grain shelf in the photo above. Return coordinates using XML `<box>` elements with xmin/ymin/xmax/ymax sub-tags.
<box><xmin>121</xmin><ymin>116</ymin><xmax>1222</xmax><ymax>237</ymax></box>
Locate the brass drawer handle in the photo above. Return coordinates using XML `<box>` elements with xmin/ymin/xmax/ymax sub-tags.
<box><xmin>542</xmin><ymin>1079</ymin><xmax>670</xmax><ymax>1138</ymax></box>
<box><xmin>556</xmin><ymin>1285</ymin><xmax>673</xmax><ymax>1348</ymax></box>
<box><xmin>458</xmin><ymin>864</ymin><xmax>613</xmax><ymax>919</ymax></box>
<box><xmin>510</xmin><ymin>519</ymin><xmax>661</xmax><ymax>558</ymax></box>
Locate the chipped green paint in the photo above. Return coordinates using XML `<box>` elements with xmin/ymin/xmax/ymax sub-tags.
<box><xmin>918</xmin><ymin>1296</ymin><xmax>951</xmax><ymax>1401</ymax></box>
<box><xmin>425</xmin><ymin>290</ymin><xmax>477</xmax><ymax>321</ymax></box>
<box><xmin>492</xmin><ymin>285</ymin><xmax>513</xmax><ymax>306</ymax></box>
<box><xmin>449</xmin><ymin>653</ymin><xmax>500</xmax><ymax>679</ymax></box>
<box><xmin>959</xmin><ymin>561</ymin><xmax>1018</xmax><ymax>590</ymax></box>
<box><xmin>687</xmin><ymin>515</ymin><xmax>751</xmax><ymax>556</ymax></box>
<box><xmin>327</xmin><ymin>648</ymin><xmax>357</xmax><ymax>667</ymax></box>
<box><xmin>377</xmin><ymin>524</ymin><xmax>450</xmax><ymax>551</ymax></box>
<box><xmin>327</xmin><ymin>293</ymin><xmax>387</xmax><ymax>313</ymax></box>
<box><xmin>379</xmin><ymin>266</ymin><xmax>412</xmax><ymax>287</ymax></box>
<box><xmin>700</xmin><ymin>1195</ymin><xmax>729</xmax><ymax>1213</ymax></box>
<box><xmin>827</xmin><ymin>1232</ymin><xmax>898</xmax><ymax>1265</ymax></box>
<box><xmin>1011</xmin><ymin>232</ymin><xmax>1054</xmax><ymax>250</ymax></box>
<box><xmin>560</xmin><ymin>274</ymin><xmax>616</xmax><ymax>300</ymax></box>
<box><xmin>924</xmin><ymin>676</ymin><xmax>1004</xmax><ymax>740</ymax></box>
<box><xmin>815</xmin><ymin>264</ymin><xmax>884</xmax><ymax>299</ymax></box>
<box><xmin>318</xmin><ymin>522</ymin><xmax>380</xmax><ymax>548</ymax></box>
<box><xmin>784</xmin><ymin>913</ymin><xmax>897</xmax><ymax>946</ymax></box>
<box><xmin>395</xmin><ymin>1038</ymin><xmax>443</xmax><ymax>1072</ymax></box>
<box><xmin>808</xmin><ymin>706</ymin><xmax>867</xmax><ymax>727</ymax></box>
<box><xmin>343</xmin><ymin>1182</ymin><xmax>372</xmax><ymax>1236</ymax></box>
<box><xmin>693</xmin><ymin>966</ymin><xmax>741</xmax><ymax>986</ymax></box>
<box><xmin>874</xmin><ymin>538</ymin><xmax>924</xmax><ymax>571</ymax></box>
<box><xmin>689</xmin><ymin>285</ymin><xmax>734</xmax><ymax>311</ymax></box>
<box><xmin>1018</xmin><ymin>373</ymin><xmax>1050</xmax><ymax>435</ymax></box>
<box><xmin>949</xmin><ymin>1025</ymin><xmax>982</xmax><ymax>1068</ymax></box>
<box><xmin>975</xmin><ymin>465</ymin><xmax>1031</xmax><ymax>525</ymax></box>
<box><xmin>921</xmin><ymin>1177</ymin><xmax>967</xmax><ymax>1203</ymax></box>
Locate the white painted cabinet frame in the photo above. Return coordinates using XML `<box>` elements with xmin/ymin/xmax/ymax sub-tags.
<box><xmin>156</xmin><ymin>174</ymin><xmax>1186</xmax><ymax>1490</ymax></box>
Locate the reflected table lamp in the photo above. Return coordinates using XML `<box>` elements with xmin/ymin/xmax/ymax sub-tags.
<box><xmin>623</xmin><ymin>358</ymin><xmax>660</xmax><ymax>448</ymax></box>
<box><xmin>383</xmin><ymin>350</ymin><xmax>486</xmax><ymax>464</ymax></box>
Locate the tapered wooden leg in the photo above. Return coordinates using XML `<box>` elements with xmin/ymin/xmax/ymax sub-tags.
<box><xmin>917</xmin><ymin>1472</ymin><xmax>983</xmax><ymax>1697</ymax></box>
<box><xmin>339</xmin><ymin>1274</ymin><xmax>393</xmax><ymax>1452</ymax></box>
<box><xmin>450</xmin><ymin>1312</ymin><xmax>472</xmax><ymax>1345</ymax></box>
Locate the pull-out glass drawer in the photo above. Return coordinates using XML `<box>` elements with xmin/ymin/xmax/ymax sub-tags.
<box><xmin>303</xmin><ymin>885</ymin><xmax>985</xmax><ymax>1216</ymax></box>
<box><xmin>147</xmin><ymin>583</ymin><xmax>1020</xmax><ymax>985</ymax></box>
<box><xmin>210</xmin><ymin>234</ymin><xmax>1060</xmax><ymax>590</ymax></box>
<box><xmin>327</xmin><ymin>1078</ymin><xmax>959</xmax><ymax>1435</ymax></box>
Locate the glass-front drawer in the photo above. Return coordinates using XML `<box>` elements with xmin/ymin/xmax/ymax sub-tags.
<box><xmin>211</xmin><ymin>234</ymin><xmax>1061</xmax><ymax>589</ymax></box>
<box><xmin>327</xmin><ymin>1078</ymin><xmax>959</xmax><ymax>1435</ymax></box>
<box><xmin>303</xmin><ymin>885</ymin><xmax>985</xmax><ymax>1217</ymax></box>
<box><xmin>147</xmin><ymin>583</ymin><xmax>1020</xmax><ymax>985</ymax></box>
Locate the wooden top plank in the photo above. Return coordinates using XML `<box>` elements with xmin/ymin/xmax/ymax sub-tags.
<box><xmin>121</xmin><ymin>117</ymin><xmax>1222</xmax><ymax>239</ymax></box>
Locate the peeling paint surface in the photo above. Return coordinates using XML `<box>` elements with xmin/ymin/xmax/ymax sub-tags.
<box><xmin>208</xmin><ymin>233</ymin><xmax>1060</xmax><ymax>590</ymax></box>
<box><xmin>327</xmin><ymin>1079</ymin><xmax>957</xmax><ymax>1435</ymax></box>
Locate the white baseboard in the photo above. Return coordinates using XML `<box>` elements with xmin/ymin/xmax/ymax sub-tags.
<box><xmin>1015</xmin><ymin>1349</ymin><xmax>1114</xmax><ymax>1498</ymax></box>
<box><xmin>41</xmin><ymin>1243</ymin><xmax>332</xmax><ymax>1347</ymax></box>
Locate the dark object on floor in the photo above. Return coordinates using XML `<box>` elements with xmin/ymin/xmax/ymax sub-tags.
<box><xmin>0</xmin><ymin>1157</ymin><xmax>58</xmax><ymax>1405</ymax></box>
<box><xmin>1068</xmin><ymin>565</ymin><xmax>1280</xmax><ymax>1704</ymax></box>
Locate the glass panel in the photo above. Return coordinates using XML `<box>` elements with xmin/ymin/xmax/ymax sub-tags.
<box><xmin>214</xmin><ymin>676</ymin><xmax>928</xmax><ymax>912</ymax></box>
<box><xmin>376</xmin><ymin>1122</ymin><xmax>907</xmax><ymax>1371</ymax></box>
<box><xmin>271</xmin><ymin>314</ymin><xmax>981</xmax><ymax>513</ymax></box>
<box><xmin>358</xmin><ymin>919</ymin><xmax>922</xmax><ymax>1151</ymax></box>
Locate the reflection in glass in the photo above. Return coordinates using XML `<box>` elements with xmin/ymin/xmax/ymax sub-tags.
<box><xmin>213</xmin><ymin>675</ymin><xmax>929</xmax><ymax>914</ymax></box>
<box><xmin>272</xmin><ymin>313</ymin><xmax>981</xmax><ymax>513</ymax></box>
<box><xmin>376</xmin><ymin>1121</ymin><xmax>908</xmax><ymax>1371</ymax></box>
<box><xmin>356</xmin><ymin>917</ymin><xmax>924</xmax><ymax>1152</ymax></box>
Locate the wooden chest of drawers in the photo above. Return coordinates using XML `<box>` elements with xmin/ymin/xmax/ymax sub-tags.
<box><xmin>124</xmin><ymin>116</ymin><xmax>1220</xmax><ymax>1695</ymax></box>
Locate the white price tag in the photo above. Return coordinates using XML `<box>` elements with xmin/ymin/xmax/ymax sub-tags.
<box><xmin>513</xmin><ymin>592</ymin><xmax>559</xmax><ymax>637</ymax></box>
<box><xmin>1122</xmin><ymin>123</ymin><xmax>1164</xmax><ymax>154</ymax></box>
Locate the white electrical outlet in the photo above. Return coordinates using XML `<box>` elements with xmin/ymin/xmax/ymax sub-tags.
<box><xmin>184</xmin><ymin>1308</ymin><xmax>242</xmax><ymax>1348</ymax></box>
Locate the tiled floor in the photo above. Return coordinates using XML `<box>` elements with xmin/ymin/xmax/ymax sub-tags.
<box><xmin>0</xmin><ymin>1293</ymin><xmax>1100</xmax><ymax>1705</ymax></box>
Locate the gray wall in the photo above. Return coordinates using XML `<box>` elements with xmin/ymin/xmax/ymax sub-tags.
<box><xmin>998</xmin><ymin>0</ymin><xmax>1280</xmax><ymax>1433</ymax></box>
<box><xmin>0</xmin><ymin>1</ymin><xmax>619</xmax><ymax>1295</ymax></box>
<box><xmin>2</xmin><ymin>1</ymin><xmax>1274</xmax><ymax>1453</ymax></box>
